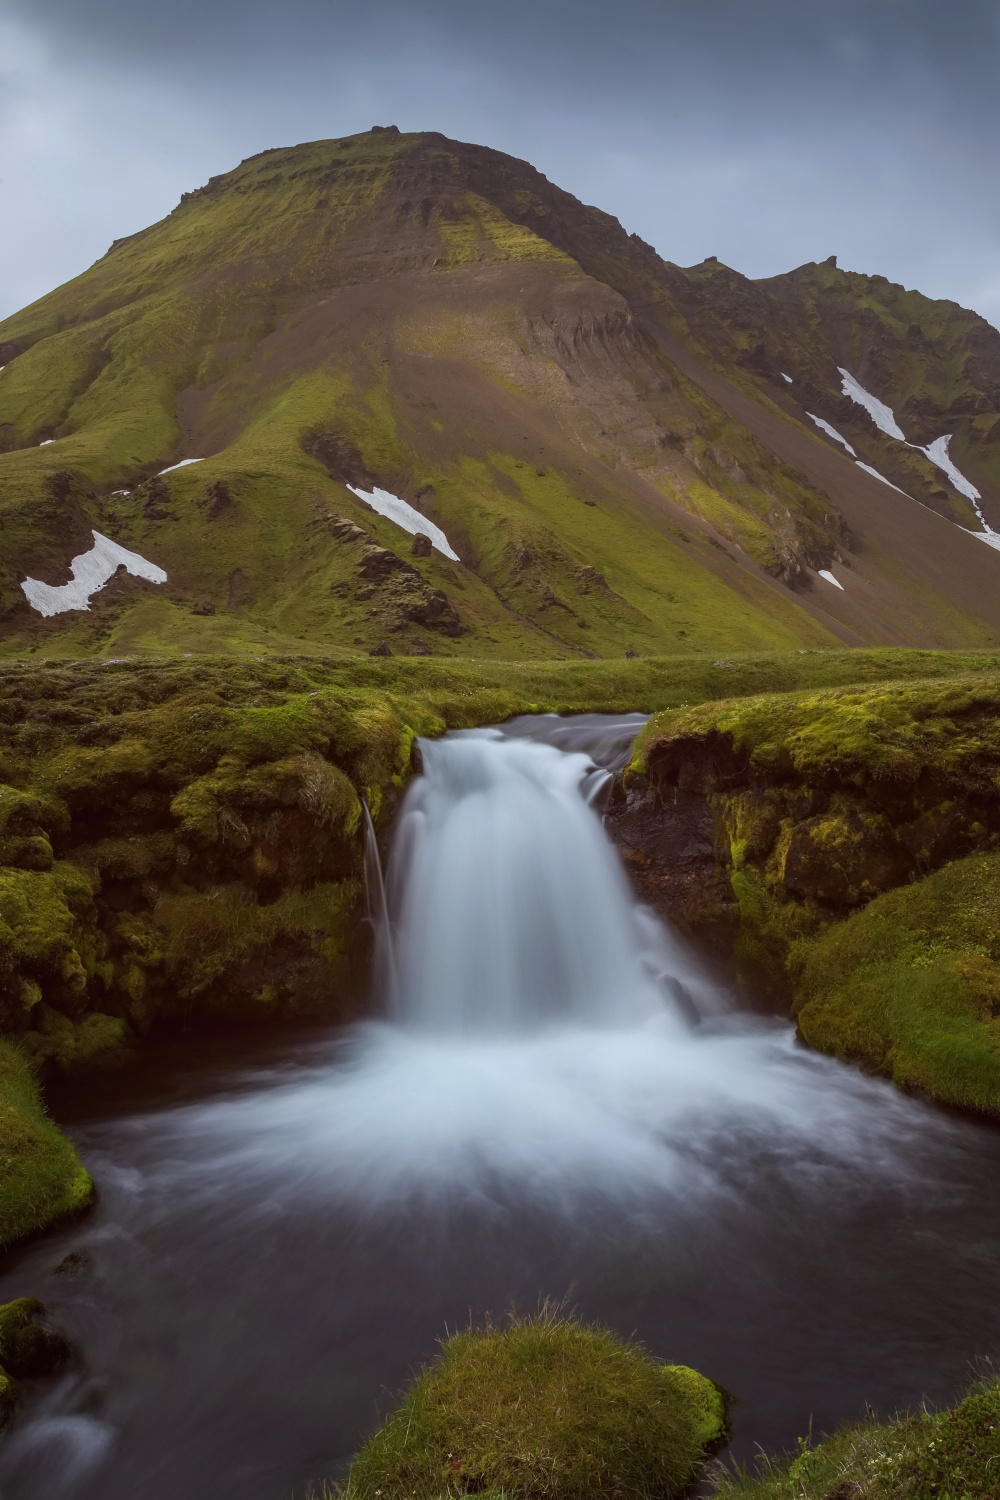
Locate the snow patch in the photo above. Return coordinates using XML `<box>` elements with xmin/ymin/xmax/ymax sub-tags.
<box><xmin>347</xmin><ymin>485</ymin><xmax>459</xmax><ymax>561</ymax></box>
<box><xmin>838</xmin><ymin>368</ymin><xmax>906</xmax><ymax>440</ymax></box>
<box><xmin>808</xmin><ymin>413</ymin><xmax>857</xmax><ymax>456</ymax></box>
<box><xmin>854</xmin><ymin>461</ymin><xmax>911</xmax><ymax>497</ymax></box>
<box><xmin>915</xmin><ymin>434</ymin><xmax>981</xmax><ymax>501</ymax></box>
<box><xmin>40</xmin><ymin>440</ymin><xmax>54</xmax><ymax>446</ymax></box>
<box><xmin>910</xmin><ymin>435</ymin><xmax>1000</xmax><ymax>544</ymax></box>
<box><xmin>159</xmin><ymin>458</ymin><xmax>203</xmax><ymax>474</ymax></box>
<box><xmin>20</xmin><ymin>531</ymin><xmax>167</xmax><ymax>617</ymax></box>
<box><xmin>781</xmin><ymin>372</ymin><xmax>793</xmax><ymax>383</ymax></box>
<box><xmin>818</xmin><ymin>569</ymin><xmax>844</xmax><ymax>590</ymax></box>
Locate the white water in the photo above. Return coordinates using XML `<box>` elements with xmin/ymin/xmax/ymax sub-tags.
<box><xmin>157</xmin><ymin>725</ymin><xmax>941</xmax><ymax>1214</ymax></box>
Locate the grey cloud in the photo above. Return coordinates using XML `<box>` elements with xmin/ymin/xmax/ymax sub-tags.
<box><xmin>1</xmin><ymin>0</ymin><xmax>999</xmax><ymax>324</ymax></box>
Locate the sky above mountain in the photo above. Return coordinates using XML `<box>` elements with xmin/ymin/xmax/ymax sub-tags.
<box><xmin>2</xmin><ymin>0</ymin><xmax>999</xmax><ymax>326</ymax></box>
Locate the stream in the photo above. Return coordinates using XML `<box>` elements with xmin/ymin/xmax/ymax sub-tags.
<box><xmin>1</xmin><ymin>713</ymin><xmax>999</xmax><ymax>1499</ymax></box>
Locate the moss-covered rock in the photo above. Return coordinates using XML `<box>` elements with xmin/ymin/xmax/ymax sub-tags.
<box><xmin>0</xmin><ymin>1040</ymin><xmax>93</xmax><ymax>1250</ymax></box>
<box><xmin>346</xmin><ymin>1308</ymin><xmax>726</xmax><ymax>1500</ymax></box>
<box><xmin>0</xmin><ymin>1297</ymin><xmax>72</xmax><ymax>1377</ymax></box>
<box><xmin>624</xmin><ymin>673</ymin><xmax>1000</xmax><ymax>1108</ymax></box>
<box><xmin>0</xmin><ymin>1297</ymin><xmax>74</xmax><ymax>1432</ymax></box>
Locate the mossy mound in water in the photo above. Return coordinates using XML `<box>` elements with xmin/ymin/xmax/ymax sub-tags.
<box><xmin>711</xmin><ymin>1375</ymin><xmax>1000</xmax><ymax>1499</ymax></box>
<box><xmin>346</xmin><ymin>1309</ymin><xmax>726</xmax><ymax>1500</ymax></box>
<box><xmin>0</xmin><ymin>1040</ymin><xmax>93</xmax><ymax>1250</ymax></box>
<box><xmin>0</xmin><ymin>1297</ymin><xmax>74</xmax><ymax>1430</ymax></box>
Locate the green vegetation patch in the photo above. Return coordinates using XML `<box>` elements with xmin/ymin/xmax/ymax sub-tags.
<box><xmin>345</xmin><ymin>1307</ymin><xmax>725</xmax><ymax>1500</ymax></box>
<box><xmin>628</xmin><ymin>666</ymin><xmax>1000</xmax><ymax>1112</ymax></box>
<box><xmin>0</xmin><ymin>1040</ymin><xmax>93</xmax><ymax>1250</ymax></box>
<box><xmin>791</xmin><ymin>852</ymin><xmax>1000</xmax><ymax>1115</ymax></box>
<box><xmin>631</xmin><ymin>670</ymin><xmax>1000</xmax><ymax>785</ymax></box>
<box><xmin>711</xmin><ymin>1375</ymin><xmax>1000</xmax><ymax>1500</ymax></box>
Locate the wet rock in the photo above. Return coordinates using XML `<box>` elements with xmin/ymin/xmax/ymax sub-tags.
<box><xmin>0</xmin><ymin>1298</ymin><xmax>73</xmax><ymax>1379</ymax></box>
<box><xmin>605</xmin><ymin>782</ymin><xmax>734</xmax><ymax>937</ymax></box>
<box><xmin>52</xmin><ymin>1250</ymin><xmax>92</xmax><ymax>1280</ymax></box>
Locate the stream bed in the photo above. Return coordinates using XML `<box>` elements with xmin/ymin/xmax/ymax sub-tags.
<box><xmin>1</xmin><ymin>714</ymin><xmax>999</xmax><ymax>1499</ymax></box>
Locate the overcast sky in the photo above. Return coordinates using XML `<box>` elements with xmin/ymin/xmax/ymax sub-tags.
<box><xmin>2</xmin><ymin>0</ymin><xmax>999</xmax><ymax>325</ymax></box>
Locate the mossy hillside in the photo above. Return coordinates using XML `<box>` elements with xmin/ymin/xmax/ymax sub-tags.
<box><xmin>0</xmin><ymin>1040</ymin><xmax>93</xmax><ymax>1251</ymax></box>
<box><xmin>672</xmin><ymin>255</ymin><xmax>1000</xmax><ymax>524</ymax></box>
<box><xmin>344</xmin><ymin>1309</ymin><xmax>725</xmax><ymax>1500</ymax></box>
<box><xmin>0</xmin><ymin>130</ymin><xmax>872</xmax><ymax>660</ymax></box>
<box><xmin>710</xmin><ymin>1375</ymin><xmax>1000</xmax><ymax>1500</ymax></box>
<box><xmin>790</xmin><ymin>853</ymin><xmax>1000</xmax><ymax>1116</ymax></box>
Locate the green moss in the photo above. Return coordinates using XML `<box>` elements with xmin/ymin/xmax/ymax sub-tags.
<box><xmin>632</xmin><ymin>667</ymin><xmax>1000</xmax><ymax>1099</ymax></box>
<box><xmin>0</xmin><ymin>1296</ymin><xmax>71</xmax><ymax>1377</ymax></box>
<box><xmin>0</xmin><ymin>1040</ymin><xmax>93</xmax><ymax>1250</ymax></box>
<box><xmin>345</xmin><ymin>1307</ymin><xmax>725</xmax><ymax>1500</ymax></box>
<box><xmin>632</xmin><ymin>671</ymin><xmax>1000</xmax><ymax>784</ymax></box>
<box><xmin>790</xmin><ymin>852</ymin><xmax>1000</xmax><ymax>1114</ymax></box>
<box><xmin>710</xmin><ymin>1376</ymin><xmax>1000</xmax><ymax>1500</ymax></box>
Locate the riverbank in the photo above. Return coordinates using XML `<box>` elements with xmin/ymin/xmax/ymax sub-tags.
<box><xmin>622</xmin><ymin>672</ymin><xmax>1000</xmax><ymax>1115</ymax></box>
<box><xmin>3</xmin><ymin>645</ymin><xmax>999</xmax><ymax>1249</ymax></box>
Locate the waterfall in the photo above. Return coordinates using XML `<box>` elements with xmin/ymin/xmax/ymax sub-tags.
<box><xmin>362</xmin><ymin>799</ymin><xmax>398</xmax><ymax>1008</ymax></box>
<box><xmin>383</xmin><ymin>728</ymin><xmax>715</xmax><ymax>1033</ymax></box>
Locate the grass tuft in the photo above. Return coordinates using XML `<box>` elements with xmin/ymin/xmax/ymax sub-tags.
<box><xmin>341</xmin><ymin>1304</ymin><xmax>725</xmax><ymax>1500</ymax></box>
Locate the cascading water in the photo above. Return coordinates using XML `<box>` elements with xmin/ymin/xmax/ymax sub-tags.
<box><xmin>383</xmin><ymin>731</ymin><xmax>688</xmax><ymax>1033</ymax></box>
<box><xmin>2</xmin><ymin>716</ymin><xmax>1000</xmax><ymax>1500</ymax></box>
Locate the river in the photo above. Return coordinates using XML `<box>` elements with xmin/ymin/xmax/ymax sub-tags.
<box><xmin>1</xmin><ymin>713</ymin><xmax>998</xmax><ymax>1499</ymax></box>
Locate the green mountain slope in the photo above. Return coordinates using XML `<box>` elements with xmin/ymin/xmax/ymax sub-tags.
<box><xmin>1</xmin><ymin>128</ymin><xmax>998</xmax><ymax>659</ymax></box>
<box><xmin>668</xmin><ymin>253</ymin><xmax>1000</xmax><ymax>528</ymax></box>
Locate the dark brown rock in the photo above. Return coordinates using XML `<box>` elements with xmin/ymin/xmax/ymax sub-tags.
<box><xmin>411</xmin><ymin>532</ymin><xmax>432</xmax><ymax>557</ymax></box>
<box><xmin>368</xmin><ymin>640</ymin><xmax>393</xmax><ymax>656</ymax></box>
<box><xmin>143</xmin><ymin>477</ymin><xmax>171</xmax><ymax>520</ymax></box>
<box><xmin>206</xmin><ymin>479</ymin><xmax>231</xmax><ymax>518</ymax></box>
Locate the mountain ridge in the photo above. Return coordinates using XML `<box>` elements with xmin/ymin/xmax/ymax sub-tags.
<box><xmin>1</xmin><ymin>126</ymin><xmax>998</xmax><ymax>660</ymax></box>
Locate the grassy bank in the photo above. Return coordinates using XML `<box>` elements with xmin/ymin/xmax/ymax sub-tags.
<box><xmin>2</xmin><ymin>644</ymin><xmax>998</xmax><ymax>1247</ymax></box>
<box><xmin>711</xmin><ymin>1374</ymin><xmax>1000</xmax><ymax>1500</ymax></box>
<box><xmin>630</xmin><ymin>669</ymin><xmax>1000</xmax><ymax>1113</ymax></box>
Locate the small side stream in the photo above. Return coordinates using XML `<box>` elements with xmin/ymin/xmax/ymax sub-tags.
<box><xmin>0</xmin><ymin>714</ymin><xmax>998</xmax><ymax>1500</ymax></box>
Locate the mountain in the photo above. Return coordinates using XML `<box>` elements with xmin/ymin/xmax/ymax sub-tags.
<box><xmin>1</xmin><ymin>126</ymin><xmax>999</xmax><ymax>661</ymax></box>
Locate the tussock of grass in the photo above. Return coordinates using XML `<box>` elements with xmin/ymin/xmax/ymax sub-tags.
<box><xmin>709</xmin><ymin>1373</ymin><xmax>1000</xmax><ymax>1500</ymax></box>
<box><xmin>343</xmin><ymin>1307</ymin><xmax>725</xmax><ymax>1500</ymax></box>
